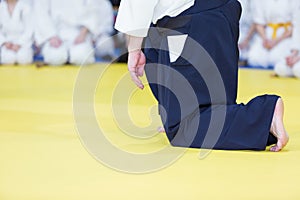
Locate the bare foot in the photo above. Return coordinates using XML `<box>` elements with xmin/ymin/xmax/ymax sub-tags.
<box><xmin>270</xmin><ymin>98</ymin><xmax>289</xmax><ymax>152</ymax></box>
<box><xmin>157</xmin><ymin>126</ymin><xmax>165</xmax><ymax>133</ymax></box>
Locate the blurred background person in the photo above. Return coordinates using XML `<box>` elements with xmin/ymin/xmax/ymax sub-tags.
<box><xmin>34</xmin><ymin>0</ymin><xmax>99</xmax><ymax>66</ymax></box>
<box><xmin>93</xmin><ymin>0</ymin><xmax>115</xmax><ymax>61</ymax></box>
<box><xmin>108</xmin><ymin>0</ymin><xmax>128</xmax><ymax>63</ymax></box>
<box><xmin>247</xmin><ymin>0</ymin><xmax>294</xmax><ymax>68</ymax></box>
<box><xmin>238</xmin><ymin>0</ymin><xmax>256</xmax><ymax>65</ymax></box>
<box><xmin>274</xmin><ymin>1</ymin><xmax>300</xmax><ymax>78</ymax></box>
<box><xmin>0</xmin><ymin>0</ymin><xmax>34</xmax><ymax>65</ymax></box>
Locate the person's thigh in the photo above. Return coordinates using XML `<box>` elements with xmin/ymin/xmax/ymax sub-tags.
<box><xmin>1</xmin><ymin>47</ymin><xmax>17</xmax><ymax>64</ymax></box>
<box><xmin>269</xmin><ymin>38</ymin><xmax>292</xmax><ymax>66</ymax></box>
<box><xmin>292</xmin><ymin>61</ymin><xmax>300</xmax><ymax>78</ymax></box>
<box><xmin>42</xmin><ymin>42</ymin><xmax>68</xmax><ymax>65</ymax></box>
<box><xmin>17</xmin><ymin>47</ymin><xmax>34</xmax><ymax>64</ymax></box>
<box><xmin>247</xmin><ymin>38</ymin><xmax>269</xmax><ymax>67</ymax></box>
<box><xmin>69</xmin><ymin>41</ymin><xmax>95</xmax><ymax>65</ymax></box>
<box><xmin>274</xmin><ymin>59</ymin><xmax>294</xmax><ymax>77</ymax></box>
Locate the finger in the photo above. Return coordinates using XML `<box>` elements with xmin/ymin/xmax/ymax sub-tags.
<box><xmin>130</xmin><ymin>71</ymin><xmax>144</xmax><ymax>89</ymax></box>
<box><xmin>137</xmin><ymin>53</ymin><xmax>146</xmax><ymax>76</ymax></box>
<box><xmin>129</xmin><ymin>66</ymin><xmax>143</xmax><ymax>88</ymax></box>
<box><xmin>132</xmin><ymin>75</ymin><xmax>144</xmax><ymax>89</ymax></box>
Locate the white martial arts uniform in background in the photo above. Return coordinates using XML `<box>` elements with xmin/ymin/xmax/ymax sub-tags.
<box><xmin>34</xmin><ymin>0</ymin><xmax>99</xmax><ymax>65</ymax></box>
<box><xmin>238</xmin><ymin>0</ymin><xmax>255</xmax><ymax>61</ymax></box>
<box><xmin>274</xmin><ymin>1</ymin><xmax>300</xmax><ymax>78</ymax></box>
<box><xmin>93</xmin><ymin>0</ymin><xmax>115</xmax><ymax>60</ymax></box>
<box><xmin>0</xmin><ymin>0</ymin><xmax>33</xmax><ymax>64</ymax></box>
<box><xmin>247</xmin><ymin>0</ymin><xmax>295</xmax><ymax>67</ymax></box>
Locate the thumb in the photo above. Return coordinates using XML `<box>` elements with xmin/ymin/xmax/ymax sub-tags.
<box><xmin>137</xmin><ymin>64</ymin><xmax>145</xmax><ymax>77</ymax></box>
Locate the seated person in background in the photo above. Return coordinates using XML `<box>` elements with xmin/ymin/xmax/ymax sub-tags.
<box><xmin>34</xmin><ymin>0</ymin><xmax>99</xmax><ymax>66</ymax></box>
<box><xmin>247</xmin><ymin>0</ymin><xmax>295</xmax><ymax>68</ymax></box>
<box><xmin>238</xmin><ymin>0</ymin><xmax>256</xmax><ymax>65</ymax></box>
<box><xmin>0</xmin><ymin>0</ymin><xmax>33</xmax><ymax>65</ymax></box>
<box><xmin>93</xmin><ymin>0</ymin><xmax>115</xmax><ymax>61</ymax></box>
<box><xmin>274</xmin><ymin>1</ymin><xmax>300</xmax><ymax>78</ymax></box>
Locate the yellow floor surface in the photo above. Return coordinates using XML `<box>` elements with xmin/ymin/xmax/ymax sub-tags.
<box><xmin>0</xmin><ymin>64</ymin><xmax>300</xmax><ymax>200</ymax></box>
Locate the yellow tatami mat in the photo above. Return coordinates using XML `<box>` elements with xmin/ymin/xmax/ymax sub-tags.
<box><xmin>0</xmin><ymin>64</ymin><xmax>299</xmax><ymax>200</ymax></box>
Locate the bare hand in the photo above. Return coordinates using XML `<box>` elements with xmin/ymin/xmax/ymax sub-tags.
<box><xmin>286</xmin><ymin>52</ymin><xmax>300</xmax><ymax>67</ymax></box>
<box><xmin>268</xmin><ymin>39</ymin><xmax>279</xmax><ymax>49</ymax></box>
<box><xmin>128</xmin><ymin>50</ymin><xmax>146</xmax><ymax>89</ymax></box>
<box><xmin>4</xmin><ymin>42</ymin><xmax>13</xmax><ymax>50</ymax></box>
<box><xmin>11</xmin><ymin>44</ymin><xmax>21</xmax><ymax>52</ymax></box>
<box><xmin>239</xmin><ymin>39</ymin><xmax>249</xmax><ymax>50</ymax></box>
<box><xmin>49</xmin><ymin>36</ymin><xmax>63</xmax><ymax>48</ymax></box>
<box><xmin>263</xmin><ymin>39</ymin><xmax>278</xmax><ymax>50</ymax></box>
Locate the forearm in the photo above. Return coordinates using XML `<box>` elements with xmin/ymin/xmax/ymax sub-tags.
<box><xmin>0</xmin><ymin>34</ymin><xmax>6</xmax><ymax>47</ymax></box>
<box><xmin>291</xmin><ymin>49</ymin><xmax>299</xmax><ymax>55</ymax></box>
<box><xmin>255</xmin><ymin>24</ymin><xmax>267</xmax><ymax>40</ymax></box>
<box><xmin>241</xmin><ymin>24</ymin><xmax>256</xmax><ymax>46</ymax></box>
<box><xmin>127</xmin><ymin>35</ymin><xmax>144</xmax><ymax>52</ymax></box>
<box><xmin>245</xmin><ymin>24</ymin><xmax>256</xmax><ymax>41</ymax></box>
<box><xmin>276</xmin><ymin>28</ymin><xmax>293</xmax><ymax>43</ymax></box>
<box><xmin>80</xmin><ymin>27</ymin><xmax>89</xmax><ymax>35</ymax></box>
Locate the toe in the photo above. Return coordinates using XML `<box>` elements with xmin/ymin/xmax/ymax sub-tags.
<box><xmin>270</xmin><ymin>144</ymin><xmax>281</xmax><ymax>152</ymax></box>
<box><xmin>157</xmin><ymin>126</ymin><xmax>165</xmax><ymax>133</ymax></box>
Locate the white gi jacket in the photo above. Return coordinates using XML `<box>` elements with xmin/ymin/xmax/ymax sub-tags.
<box><xmin>34</xmin><ymin>0</ymin><xmax>100</xmax><ymax>45</ymax></box>
<box><xmin>0</xmin><ymin>0</ymin><xmax>33</xmax><ymax>47</ymax></box>
<box><xmin>93</xmin><ymin>0</ymin><xmax>114</xmax><ymax>37</ymax></box>
<box><xmin>291</xmin><ymin>1</ymin><xmax>300</xmax><ymax>50</ymax></box>
<box><xmin>248</xmin><ymin>0</ymin><xmax>299</xmax><ymax>67</ymax></box>
<box><xmin>115</xmin><ymin>0</ymin><xmax>195</xmax><ymax>37</ymax></box>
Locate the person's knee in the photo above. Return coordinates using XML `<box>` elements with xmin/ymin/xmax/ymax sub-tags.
<box><xmin>269</xmin><ymin>52</ymin><xmax>284</xmax><ymax>66</ymax></box>
<box><xmin>247</xmin><ymin>50</ymin><xmax>268</xmax><ymax>67</ymax></box>
<box><xmin>1</xmin><ymin>50</ymin><xmax>16</xmax><ymax>64</ymax></box>
<box><xmin>43</xmin><ymin>47</ymin><xmax>68</xmax><ymax>65</ymax></box>
<box><xmin>95</xmin><ymin>35</ymin><xmax>115</xmax><ymax>57</ymax></box>
<box><xmin>292</xmin><ymin>62</ymin><xmax>300</xmax><ymax>78</ymax></box>
<box><xmin>69</xmin><ymin>44</ymin><xmax>95</xmax><ymax>65</ymax></box>
<box><xmin>17</xmin><ymin>49</ymin><xmax>33</xmax><ymax>64</ymax></box>
<box><xmin>274</xmin><ymin>60</ymin><xmax>293</xmax><ymax>77</ymax></box>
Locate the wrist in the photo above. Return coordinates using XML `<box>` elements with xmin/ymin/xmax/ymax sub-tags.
<box><xmin>80</xmin><ymin>27</ymin><xmax>89</xmax><ymax>34</ymax></box>
<box><xmin>244</xmin><ymin>37</ymin><xmax>250</xmax><ymax>43</ymax></box>
<box><xmin>126</xmin><ymin>35</ymin><xmax>144</xmax><ymax>53</ymax></box>
<box><xmin>128</xmin><ymin>49</ymin><xmax>142</xmax><ymax>54</ymax></box>
<box><xmin>291</xmin><ymin>49</ymin><xmax>299</xmax><ymax>55</ymax></box>
<box><xmin>276</xmin><ymin>37</ymin><xmax>283</xmax><ymax>43</ymax></box>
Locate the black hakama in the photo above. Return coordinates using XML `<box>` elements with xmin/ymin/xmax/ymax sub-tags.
<box><xmin>144</xmin><ymin>0</ymin><xmax>278</xmax><ymax>150</ymax></box>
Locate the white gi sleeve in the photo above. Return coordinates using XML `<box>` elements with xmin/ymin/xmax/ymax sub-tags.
<box><xmin>34</xmin><ymin>0</ymin><xmax>58</xmax><ymax>45</ymax></box>
<box><xmin>92</xmin><ymin>0</ymin><xmax>114</xmax><ymax>36</ymax></box>
<box><xmin>0</xmin><ymin>32</ymin><xmax>5</xmax><ymax>47</ymax></box>
<box><xmin>252</xmin><ymin>0</ymin><xmax>266</xmax><ymax>25</ymax></box>
<box><xmin>77</xmin><ymin>0</ymin><xmax>102</xmax><ymax>36</ymax></box>
<box><xmin>115</xmin><ymin>0</ymin><xmax>159</xmax><ymax>37</ymax></box>
<box><xmin>15</xmin><ymin>3</ymin><xmax>34</xmax><ymax>47</ymax></box>
<box><xmin>291</xmin><ymin>0</ymin><xmax>300</xmax><ymax>50</ymax></box>
<box><xmin>0</xmin><ymin>4</ymin><xmax>7</xmax><ymax>46</ymax></box>
<box><xmin>0</xmin><ymin>19</ymin><xmax>5</xmax><ymax>46</ymax></box>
